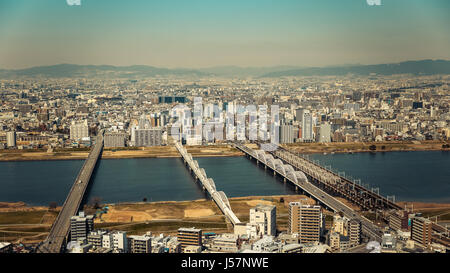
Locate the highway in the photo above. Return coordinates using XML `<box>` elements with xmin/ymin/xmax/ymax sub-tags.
<box><xmin>234</xmin><ymin>142</ymin><xmax>383</xmax><ymax>241</ymax></box>
<box><xmin>37</xmin><ymin>130</ymin><xmax>104</xmax><ymax>253</ymax></box>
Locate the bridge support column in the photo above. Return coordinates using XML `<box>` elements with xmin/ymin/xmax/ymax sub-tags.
<box><xmin>295</xmin><ymin>186</ymin><xmax>298</xmax><ymax>192</ymax></box>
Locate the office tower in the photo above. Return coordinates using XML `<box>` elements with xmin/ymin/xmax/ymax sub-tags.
<box><xmin>348</xmin><ymin>219</ymin><xmax>362</xmax><ymax>246</ymax></box>
<box><xmin>279</xmin><ymin>124</ymin><xmax>294</xmax><ymax>144</ymax></box>
<box><xmin>288</xmin><ymin>202</ymin><xmax>321</xmax><ymax>243</ymax></box>
<box><xmin>302</xmin><ymin>111</ymin><xmax>313</xmax><ymax>141</ymax></box>
<box><xmin>70</xmin><ymin>212</ymin><xmax>94</xmax><ymax>241</ymax></box>
<box><xmin>318</xmin><ymin>123</ymin><xmax>331</xmax><ymax>143</ymax></box>
<box><xmin>6</xmin><ymin>131</ymin><xmax>16</xmax><ymax>147</ymax></box>
<box><xmin>128</xmin><ymin>235</ymin><xmax>152</xmax><ymax>253</ymax></box>
<box><xmin>70</xmin><ymin>120</ymin><xmax>89</xmax><ymax>141</ymax></box>
<box><xmin>178</xmin><ymin>227</ymin><xmax>202</xmax><ymax>252</ymax></box>
<box><xmin>295</xmin><ymin>108</ymin><xmax>304</xmax><ymax>122</ymax></box>
<box><xmin>249</xmin><ymin>204</ymin><xmax>277</xmax><ymax>236</ymax></box>
<box><xmin>411</xmin><ymin>217</ymin><xmax>432</xmax><ymax>247</ymax></box>
<box><xmin>104</xmin><ymin>132</ymin><xmax>127</xmax><ymax>148</ymax></box>
<box><xmin>135</xmin><ymin>128</ymin><xmax>162</xmax><ymax>146</ymax></box>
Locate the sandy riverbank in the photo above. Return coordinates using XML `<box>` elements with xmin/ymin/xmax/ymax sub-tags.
<box><xmin>0</xmin><ymin>145</ymin><xmax>244</xmax><ymax>162</ymax></box>
<box><xmin>1</xmin><ymin>196</ymin><xmax>450</xmax><ymax>244</ymax></box>
<box><xmin>1</xmin><ymin>141</ymin><xmax>448</xmax><ymax>162</ymax></box>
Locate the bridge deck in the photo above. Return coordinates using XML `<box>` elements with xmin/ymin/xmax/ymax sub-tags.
<box><xmin>175</xmin><ymin>142</ymin><xmax>241</xmax><ymax>226</ymax></box>
<box><xmin>37</xmin><ymin>130</ymin><xmax>104</xmax><ymax>253</ymax></box>
<box><xmin>234</xmin><ymin>142</ymin><xmax>383</xmax><ymax>241</ymax></box>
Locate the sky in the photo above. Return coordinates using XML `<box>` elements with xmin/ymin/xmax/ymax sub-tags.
<box><xmin>0</xmin><ymin>0</ymin><xmax>449</xmax><ymax>69</ymax></box>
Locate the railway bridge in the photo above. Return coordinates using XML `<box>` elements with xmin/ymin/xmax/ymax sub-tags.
<box><xmin>234</xmin><ymin>142</ymin><xmax>384</xmax><ymax>241</ymax></box>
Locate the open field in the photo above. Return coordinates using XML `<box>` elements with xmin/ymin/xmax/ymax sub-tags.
<box><xmin>0</xmin><ymin>144</ymin><xmax>243</xmax><ymax>161</ymax></box>
<box><xmin>2</xmin><ymin>195</ymin><xmax>450</xmax><ymax>243</ymax></box>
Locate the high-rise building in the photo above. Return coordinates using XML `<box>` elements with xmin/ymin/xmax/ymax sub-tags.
<box><xmin>389</xmin><ymin>210</ymin><xmax>410</xmax><ymax>231</ymax></box>
<box><xmin>318</xmin><ymin>123</ymin><xmax>331</xmax><ymax>143</ymax></box>
<box><xmin>104</xmin><ymin>132</ymin><xmax>127</xmax><ymax>148</ymax></box>
<box><xmin>6</xmin><ymin>131</ymin><xmax>16</xmax><ymax>147</ymax></box>
<box><xmin>348</xmin><ymin>219</ymin><xmax>362</xmax><ymax>246</ymax></box>
<box><xmin>411</xmin><ymin>217</ymin><xmax>432</xmax><ymax>247</ymax></box>
<box><xmin>135</xmin><ymin>128</ymin><xmax>162</xmax><ymax>146</ymax></box>
<box><xmin>128</xmin><ymin>234</ymin><xmax>151</xmax><ymax>253</ymax></box>
<box><xmin>178</xmin><ymin>227</ymin><xmax>202</xmax><ymax>252</ymax></box>
<box><xmin>288</xmin><ymin>202</ymin><xmax>321</xmax><ymax>243</ymax></box>
<box><xmin>302</xmin><ymin>111</ymin><xmax>313</xmax><ymax>141</ymax></box>
<box><xmin>279</xmin><ymin>125</ymin><xmax>294</xmax><ymax>144</ymax></box>
<box><xmin>249</xmin><ymin>204</ymin><xmax>277</xmax><ymax>236</ymax></box>
<box><xmin>70</xmin><ymin>212</ymin><xmax>94</xmax><ymax>241</ymax></box>
<box><xmin>70</xmin><ymin>120</ymin><xmax>89</xmax><ymax>141</ymax></box>
<box><xmin>295</xmin><ymin>108</ymin><xmax>304</xmax><ymax>122</ymax></box>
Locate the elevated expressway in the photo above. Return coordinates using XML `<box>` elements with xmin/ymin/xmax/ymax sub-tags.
<box><xmin>175</xmin><ymin>142</ymin><xmax>241</xmax><ymax>226</ymax></box>
<box><xmin>234</xmin><ymin>142</ymin><xmax>384</xmax><ymax>241</ymax></box>
<box><xmin>36</xmin><ymin>130</ymin><xmax>104</xmax><ymax>253</ymax></box>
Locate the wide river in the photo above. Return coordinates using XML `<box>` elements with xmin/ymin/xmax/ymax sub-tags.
<box><xmin>0</xmin><ymin>151</ymin><xmax>449</xmax><ymax>206</ymax></box>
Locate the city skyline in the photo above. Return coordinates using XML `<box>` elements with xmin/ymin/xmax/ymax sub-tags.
<box><xmin>1</xmin><ymin>0</ymin><xmax>449</xmax><ymax>69</ymax></box>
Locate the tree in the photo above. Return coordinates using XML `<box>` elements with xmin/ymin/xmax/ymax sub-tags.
<box><xmin>90</xmin><ymin>196</ymin><xmax>102</xmax><ymax>209</ymax></box>
<box><xmin>279</xmin><ymin>197</ymin><xmax>284</xmax><ymax>203</ymax></box>
<box><xmin>143</xmin><ymin>197</ymin><xmax>148</xmax><ymax>202</ymax></box>
<box><xmin>369</xmin><ymin>145</ymin><xmax>376</xmax><ymax>151</ymax></box>
<box><xmin>49</xmin><ymin>202</ymin><xmax>57</xmax><ymax>210</ymax></box>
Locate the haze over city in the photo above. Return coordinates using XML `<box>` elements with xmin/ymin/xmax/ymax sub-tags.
<box><xmin>1</xmin><ymin>0</ymin><xmax>450</xmax><ymax>69</ymax></box>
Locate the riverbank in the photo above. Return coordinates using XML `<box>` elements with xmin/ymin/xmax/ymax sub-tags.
<box><xmin>1</xmin><ymin>196</ymin><xmax>450</xmax><ymax>244</ymax></box>
<box><xmin>284</xmin><ymin>140</ymin><xmax>450</xmax><ymax>154</ymax></box>
<box><xmin>0</xmin><ymin>141</ymin><xmax>448</xmax><ymax>162</ymax></box>
<box><xmin>0</xmin><ymin>144</ymin><xmax>243</xmax><ymax>162</ymax></box>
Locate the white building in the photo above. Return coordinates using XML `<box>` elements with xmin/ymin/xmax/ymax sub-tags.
<box><xmin>6</xmin><ymin>131</ymin><xmax>16</xmax><ymax>147</ymax></box>
<box><xmin>302</xmin><ymin>110</ymin><xmax>313</xmax><ymax>141</ymax></box>
<box><xmin>249</xmin><ymin>204</ymin><xmax>277</xmax><ymax>237</ymax></box>
<box><xmin>70</xmin><ymin>120</ymin><xmax>89</xmax><ymax>141</ymax></box>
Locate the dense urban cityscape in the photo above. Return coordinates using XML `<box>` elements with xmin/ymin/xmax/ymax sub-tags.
<box><xmin>0</xmin><ymin>72</ymin><xmax>449</xmax><ymax>254</ymax></box>
<box><xmin>0</xmin><ymin>2</ymin><xmax>449</xmax><ymax>270</ymax></box>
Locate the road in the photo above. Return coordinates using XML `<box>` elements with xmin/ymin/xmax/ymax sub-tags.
<box><xmin>36</xmin><ymin>130</ymin><xmax>104</xmax><ymax>253</ymax></box>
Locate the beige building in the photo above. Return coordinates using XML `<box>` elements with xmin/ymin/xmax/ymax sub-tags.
<box><xmin>348</xmin><ymin>219</ymin><xmax>362</xmax><ymax>246</ymax></box>
<box><xmin>178</xmin><ymin>227</ymin><xmax>202</xmax><ymax>252</ymax></box>
<box><xmin>288</xmin><ymin>202</ymin><xmax>321</xmax><ymax>243</ymax></box>
<box><xmin>332</xmin><ymin>214</ymin><xmax>348</xmax><ymax>236</ymax></box>
<box><xmin>249</xmin><ymin>204</ymin><xmax>277</xmax><ymax>236</ymax></box>
<box><xmin>128</xmin><ymin>235</ymin><xmax>151</xmax><ymax>253</ymax></box>
<box><xmin>411</xmin><ymin>217</ymin><xmax>432</xmax><ymax>247</ymax></box>
<box><xmin>70</xmin><ymin>120</ymin><xmax>89</xmax><ymax>141</ymax></box>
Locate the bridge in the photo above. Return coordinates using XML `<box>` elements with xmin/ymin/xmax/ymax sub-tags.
<box><xmin>264</xmin><ymin>143</ymin><xmax>401</xmax><ymax>211</ymax></box>
<box><xmin>233</xmin><ymin>142</ymin><xmax>384</xmax><ymax>241</ymax></box>
<box><xmin>175</xmin><ymin>142</ymin><xmax>241</xmax><ymax>226</ymax></box>
<box><xmin>37</xmin><ymin>130</ymin><xmax>104</xmax><ymax>253</ymax></box>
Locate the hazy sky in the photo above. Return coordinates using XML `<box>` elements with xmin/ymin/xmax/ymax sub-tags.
<box><xmin>0</xmin><ymin>0</ymin><xmax>449</xmax><ymax>69</ymax></box>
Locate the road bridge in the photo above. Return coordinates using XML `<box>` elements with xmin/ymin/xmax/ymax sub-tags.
<box><xmin>175</xmin><ymin>142</ymin><xmax>241</xmax><ymax>226</ymax></box>
<box><xmin>36</xmin><ymin>130</ymin><xmax>104</xmax><ymax>253</ymax></box>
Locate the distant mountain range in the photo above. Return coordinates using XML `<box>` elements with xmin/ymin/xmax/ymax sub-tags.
<box><xmin>0</xmin><ymin>60</ymin><xmax>449</xmax><ymax>79</ymax></box>
<box><xmin>260</xmin><ymin>59</ymin><xmax>450</xmax><ymax>77</ymax></box>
